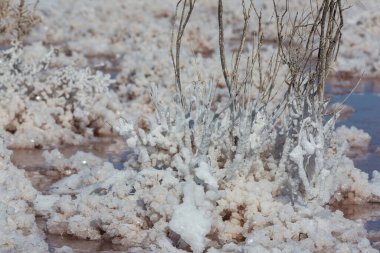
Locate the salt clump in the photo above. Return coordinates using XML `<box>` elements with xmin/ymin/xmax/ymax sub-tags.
<box><xmin>0</xmin><ymin>136</ymin><xmax>48</xmax><ymax>252</ymax></box>
<box><xmin>335</xmin><ymin>125</ymin><xmax>371</xmax><ymax>158</ymax></box>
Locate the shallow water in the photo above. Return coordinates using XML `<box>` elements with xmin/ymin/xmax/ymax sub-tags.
<box><xmin>330</xmin><ymin>79</ymin><xmax>380</xmax><ymax>174</ymax></box>
<box><xmin>36</xmin><ymin>217</ymin><xmax>128</xmax><ymax>253</ymax></box>
<box><xmin>330</xmin><ymin>203</ymin><xmax>380</xmax><ymax>250</ymax></box>
<box><xmin>327</xmin><ymin>79</ymin><xmax>380</xmax><ymax>250</ymax></box>
<box><xmin>329</xmin><ymin>93</ymin><xmax>380</xmax><ymax>176</ymax></box>
<box><xmin>11</xmin><ymin>137</ymin><xmax>128</xmax><ymax>193</ymax></box>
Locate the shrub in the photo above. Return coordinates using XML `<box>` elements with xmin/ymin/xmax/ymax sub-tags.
<box><xmin>121</xmin><ymin>0</ymin><xmax>346</xmax><ymax>204</ymax></box>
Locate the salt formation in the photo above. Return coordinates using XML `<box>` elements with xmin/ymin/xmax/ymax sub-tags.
<box><xmin>335</xmin><ymin>126</ymin><xmax>371</xmax><ymax>159</ymax></box>
<box><xmin>0</xmin><ymin>45</ymin><xmax>124</xmax><ymax>148</ymax></box>
<box><xmin>35</xmin><ymin>83</ymin><xmax>380</xmax><ymax>252</ymax></box>
<box><xmin>36</xmin><ymin>149</ymin><xmax>379</xmax><ymax>252</ymax></box>
<box><xmin>0</xmin><ymin>136</ymin><xmax>48</xmax><ymax>252</ymax></box>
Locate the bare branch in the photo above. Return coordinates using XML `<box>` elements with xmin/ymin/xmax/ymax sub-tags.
<box><xmin>218</xmin><ymin>0</ymin><xmax>231</xmax><ymax>95</ymax></box>
<box><xmin>171</xmin><ymin>0</ymin><xmax>197</xmax><ymax>108</ymax></box>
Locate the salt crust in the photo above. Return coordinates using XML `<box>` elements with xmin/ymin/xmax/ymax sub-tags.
<box><xmin>54</xmin><ymin>245</ymin><xmax>74</xmax><ymax>253</ymax></box>
<box><xmin>33</xmin><ymin>145</ymin><xmax>380</xmax><ymax>252</ymax></box>
<box><xmin>20</xmin><ymin>0</ymin><xmax>380</xmax><ymax>79</ymax></box>
<box><xmin>0</xmin><ymin>136</ymin><xmax>48</xmax><ymax>252</ymax></box>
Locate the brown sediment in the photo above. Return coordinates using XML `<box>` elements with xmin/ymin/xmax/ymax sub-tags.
<box><xmin>11</xmin><ymin>137</ymin><xmax>125</xmax><ymax>164</ymax></box>
<box><xmin>85</xmin><ymin>53</ymin><xmax>122</xmax><ymax>75</ymax></box>
<box><xmin>36</xmin><ymin>217</ymin><xmax>129</xmax><ymax>253</ymax></box>
<box><xmin>327</xmin><ymin>74</ymin><xmax>380</xmax><ymax>95</ymax></box>
<box><xmin>330</xmin><ymin>203</ymin><xmax>380</xmax><ymax>220</ymax></box>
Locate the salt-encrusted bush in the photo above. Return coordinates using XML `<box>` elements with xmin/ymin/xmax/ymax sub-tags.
<box><xmin>102</xmin><ymin>60</ymin><xmax>377</xmax><ymax>252</ymax></box>
<box><xmin>0</xmin><ymin>44</ymin><xmax>124</xmax><ymax>148</ymax></box>
<box><xmin>117</xmin><ymin>0</ymin><xmax>348</xmax><ymax>205</ymax></box>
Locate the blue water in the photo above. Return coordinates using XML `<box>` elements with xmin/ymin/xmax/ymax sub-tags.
<box><xmin>328</xmin><ymin>83</ymin><xmax>380</xmax><ymax>248</ymax></box>
<box><xmin>330</xmin><ymin>93</ymin><xmax>380</xmax><ymax>176</ymax></box>
<box><xmin>367</xmin><ymin>220</ymin><xmax>380</xmax><ymax>231</ymax></box>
